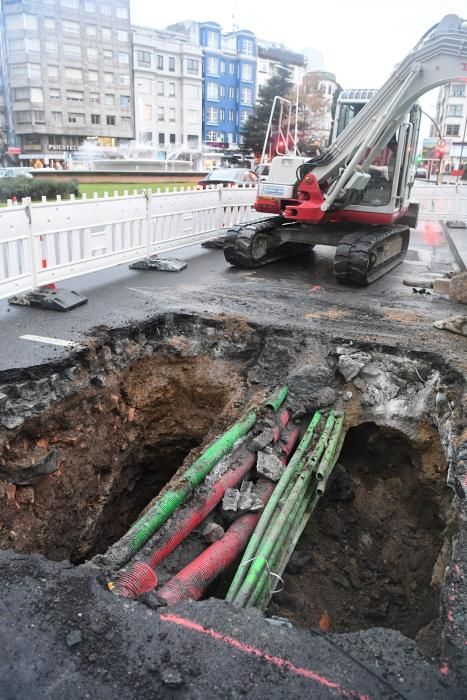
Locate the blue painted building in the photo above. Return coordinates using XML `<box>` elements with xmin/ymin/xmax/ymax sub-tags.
<box><xmin>198</xmin><ymin>22</ymin><xmax>256</xmax><ymax>151</ymax></box>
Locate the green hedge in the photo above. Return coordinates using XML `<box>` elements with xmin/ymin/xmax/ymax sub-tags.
<box><xmin>0</xmin><ymin>177</ymin><xmax>79</xmax><ymax>201</ymax></box>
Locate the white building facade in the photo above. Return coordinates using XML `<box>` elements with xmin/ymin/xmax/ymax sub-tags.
<box><xmin>434</xmin><ymin>82</ymin><xmax>467</xmax><ymax>169</ymax></box>
<box><xmin>132</xmin><ymin>26</ymin><xmax>202</xmax><ymax>157</ymax></box>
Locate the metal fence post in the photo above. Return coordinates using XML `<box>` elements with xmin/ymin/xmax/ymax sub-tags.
<box><xmin>216</xmin><ymin>185</ymin><xmax>224</xmax><ymax>236</ymax></box>
<box><xmin>145</xmin><ymin>189</ymin><xmax>152</xmax><ymax>257</ymax></box>
<box><xmin>24</xmin><ymin>197</ymin><xmax>38</xmax><ymax>290</ymax></box>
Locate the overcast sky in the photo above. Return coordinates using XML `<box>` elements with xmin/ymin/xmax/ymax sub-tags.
<box><xmin>131</xmin><ymin>0</ymin><xmax>465</xmax><ymax>89</ymax></box>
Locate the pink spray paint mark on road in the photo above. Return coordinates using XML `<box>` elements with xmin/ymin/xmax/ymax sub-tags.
<box><xmin>160</xmin><ymin>612</ymin><xmax>371</xmax><ymax>700</ymax></box>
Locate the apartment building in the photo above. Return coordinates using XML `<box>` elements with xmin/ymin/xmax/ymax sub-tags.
<box><xmin>256</xmin><ymin>41</ymin><xmax>305</xmax><ymax>94</ymax></box>
<box><xmin>434</xmin><ymin>82</ymin><xmax>467</xmax><ymax>169</ymax></box>
<box><xmin>167</xmin><ymin>21</ymin><xmax>257</xmax><ymax>152</ymax></box>
<box><xmin>132</xmin><ymin>26</ymin><xmax>202</xmax><ymax>156</ymax></box>
<box><xmin>0</xmin><ymin>0</ymin><xmax>134</xmax><ymax>166</ymax></box>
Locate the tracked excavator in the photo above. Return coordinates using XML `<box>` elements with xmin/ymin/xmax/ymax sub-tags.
<box><xmin>224</xmin><ymin>14</ymin><xmax>467</xmax><ymax>285</ymax></box>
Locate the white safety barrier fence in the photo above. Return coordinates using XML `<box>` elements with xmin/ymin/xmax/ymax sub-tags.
<box><xmin>0</xmin><ymin>185</ymin><xmax>260</xmax><ymax>301</ymax></box>
<box><xmin>412</xmin><ymin>183</ymin><xmax>467</xmax><ymax>222</ymax></box>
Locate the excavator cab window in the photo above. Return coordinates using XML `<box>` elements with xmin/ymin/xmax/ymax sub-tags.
<box><xmin>361</xmin><ymin>131</ymin><xmax>399</xmax><ymax>207</ymax></box>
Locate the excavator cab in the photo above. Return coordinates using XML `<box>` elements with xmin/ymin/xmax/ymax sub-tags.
<box><xmin>224</xmin><ymin>15</ymin><xmax>466</xmax><ymax>285</ymax></box>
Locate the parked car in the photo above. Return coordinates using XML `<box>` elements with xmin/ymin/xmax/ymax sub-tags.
<box><xmin>198</xmin><ymin>168</ymin><xmax>259</xmax><ymax>188</ymax></box>
<box><xmin>415</xmin><ymin>167</ymin><xmax>428</xmax><ymax>179</ymax></box>
<box><xmin>0</xmin><ymin>167</ymin><xmax>33</xmax><ymax>178</ymax></box>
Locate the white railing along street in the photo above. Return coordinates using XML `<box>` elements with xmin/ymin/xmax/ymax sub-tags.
<box><xmin>412</xmin><ymin>182</ymin><xmax>467</xmax><ymax>221</ymax></box>
<box><xmin>0</xmin><ymin>185</ymin><xmax>260</xmax><ymax>301</ymax></box>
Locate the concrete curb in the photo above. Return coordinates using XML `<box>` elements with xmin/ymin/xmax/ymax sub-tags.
<box><xmin>442</xmin><ymin>221</ymin><xmax>467</xmax><ymax>272</ymax></box>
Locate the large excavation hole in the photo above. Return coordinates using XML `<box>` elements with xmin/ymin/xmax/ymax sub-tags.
<box><xmin>269</xmin><ymin>421</ymin><xmax>452</xmax><ymax>654</ymax></box>
<box><xmin>0</xmin><ymin>353</ymin><xmax>242</xmax><ymax>564</ymax></box>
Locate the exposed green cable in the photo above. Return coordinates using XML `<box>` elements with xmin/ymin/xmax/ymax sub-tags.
<box><xmin>316</xmin><ymin>415</ymin><xmax>345</xmax><ymax>481</ymax></box>
<box><xmin>225</xmin><ymin>411</ymin><xmax>322</xmax><ymax>603</ymax></box>
<box><xmin>232</xmin><ymin>413</ymin><xmax>336</xmax><ymax>608</ymax></box>
<box><xmin>264</xmin><ymin>385</ymin><xmax>289</xmax><ymax>411</ymax></box>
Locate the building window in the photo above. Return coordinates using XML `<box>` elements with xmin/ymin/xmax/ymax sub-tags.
<box><xmin>142</xmin><ymin>132</ymin><xmax>152</xmax><ymax>143</ymax></box>
<box><xmin>44</xmin><ymin>18</ymin><xmax>55</xmax><ymax>31</ymax></box>
<box><xmin>52</xmin><ymin>111</ymin><xmax>62</xmax><ymax>123</ymax></box>
<box><xmin>116</xmin><ymin>6</ymin><xmax>128</xmax><ymax>19</ymax></box>
<box><xmin>207</xmin><ymin>82</ymin><xmax>219</xmax><ymax>100</ymax></box>
<box><xmin>229</xmin><ymin>86</ymin><xmax>235</xmax><ymax>99</ymax></box>
<box><xmin>68</xmin><ymin>113</ymin><xmax>85</xmax><ymax>124</ymax></box>
<box><xmin>104</xmin><ymin>72</ymin><xmax>113</xmax><ymax>84</ymax></box>
<box><xmin>65</xmin><ymin>67</ymin><xmax>83</xmax><ymax>80</ymax></box>
<box><xmin>143</xmin><ymin>104</ymin><xmax>153</xmax><ymax>120</ymax></box>
<box><xmin>219</xmin><ymin>85</ymin><xmax>226</xmax><ymax>99</ymax></box>
<box><xmin>206</xmin><ymin>30</ymin><xmax>218</xmax><ymax>49</ymax></box>
<box><xmin>28</xmin><ymin>63</ymin><xmax>41</xmax><ymax>79</ymax></box>
<box><xmin>241</xmin><ymin>63</ymin><xmax>253</xmax><ymax>81</ymax></box>
<box><xmin>169</xmin><ymin>108</ymin><xmax>175</xmax><ymax>121</ymax></box>
<box><xmin>103</xmin><ymin>49</ymin><xmax>113</xmax><ymax>62</ymax></box>
<box><xmin>88</xmin><ymin>47</ymin><xmax>98</xmax><ymax>61</ymax></box>
<box><xmin>30</xmin><ymin>88</ymin><xmax>43</xmax><ymax>102</ymax></box>
<box><xmin>86</xmin><ymin>25</ymin><xmax>97</xmax><ymax>37</ymax></box>
<box><xmin>229</xmin><ymin>63</ymin><xmax>235</xmax><ymax>75</ymax></box>
<box><xmin>48</xmin><ymin>64</ymin><xmax>59</xmax><ymax>79</ymax></box>
<box><xmin>14</xmin><ymin>87</ymin><xmax>29</xmax><ymax>101</ymax></box>
<box><xmin>15</xmin><ymin>111</ymin><xmax>32</xmax><ymax>124</ymax></box>
<box><xmin>66</xmin><ymin>90</ymin><xmax>84</xmax><ymax>102</ymax></box>
<box><xmin>186</xmin><ymin>58</ymin><xmax>198</xmax><ymax>74</ymax></box>
<box><xmin>157</xmin><ymin>55</ymin><xmax>164</xmax><ymax>70</ymax></box>
<box><xmin>102</xmin><ymin>27</ymin><xmax>112</xmax><ymax>41</ymax></box>
<box><xmin>121</xmin><ymin>116</ymin><xmax>131</xmax><ymax>128</ymax></box>
<box><xmin>8</xmin><ymin>38</ymin><xmax>25</xmax><ymax>53</ymax></box>
<box><xmin>105</xmin><ymin>94</ymin><xmax>115</xmax><ymax>105</ymax></box>
<box><xmin>228</xmin><ymin>132</ymin><xmax>235</xmax><ymax>144</ymax></box>
<box><xmin>207</xmin><ymin>130</ymin><xmax>217</xmax><ymax>141</ymax></box>
<box><xmin>137</xmin><ymin>50</ymin><xmax>151</xmax><ymax>67</ymax></box>
<box><xmin>64</xmin><ymin>44</ymin><xmax>81</xmax><ymax>57</ymax></box>
<box><xmin>62</xmin><ymin>0</ymin><xmax>79</xmax><ymax>8</ymax></box>
<box><xmin>241</xmin><ymin>87</ymin><xmax>252</xmax><ymax>105</ymax></box>
<box><xmin>158</xmin><ymin>107</ymin><xmax>165</xmax><ymax>121</ymax></box>
<box><xmin>119</xmin><ymin>74</ymin><xmax>130</xmax><ymax>85</ymax></box>
<box><xmin>118</xmin><ymin>52</ymin><xmax>129</xmax><ymax>64</ymax></box>
<box><xmin>220</xmin><ymin>61</ymin><xmax>226</xmax><ymax>74</ymax></box>
<box><xmin>169</xmin><ymin>82</ymin><xmax>175</xmax><ymax>97</ymax></box>
<box><xmin>120</xmin><ymin>95</ymin><xmax>130</xmax><ymax>108</ymax></box>
<box><xmin>187</xmin><ymin>134</ymin><xmax>199</xmax><ymax>147</ymax></box>
<box><xmin>159</xmin><ymin>133</ymin><xmax>165</xmax><ymax>145</ymax></box>
<box><xmin>6</xmin><ymin>13</ymin><xmax>38</xmax><ymax>31</ymax></box>
<box><xmin>10</xmin><ymin>64</ymin><xmax>28</xmax><ymax>78</ymax></box>
<box><xmin>50</xmin><ymin>88</ymin><xmax>61</xmax><ymax>101</ymax></box>
<box><xmin>45</xmin><ymin>40</ymin><xmax>58</xmax><ymax>53</ymax></box>
<box><xmin>91</xmin><ymin>114</ymin><xmax>101</xmax><ymax>124</ymax></box>
<box><xmin>242</xmin><ymin>39</ymin><xmax>254</xmax><ymax>56</ymax></box>
<box><xmin>84</xmin><ymin>0</ymin><xmax>96</xmax><ymax>11</ymax></box>
<box><xmin>157</xmin><ymin>81</ymin><xmax>164</xmax><ymax>96</ymax></box>
<box><xmin>207</xmin><ymin>57</ymin><xmax>219</xmax><ymax>75</ymax></box>
<box><xmin>90</xmin><ymin>93</ymin><xmax>100</xmax><ymax>103</ymax></box>
<box><xmin>101</xmin><ymin>4</ymin><xmax>111</xmax><ymax>16</ymax></box>
<box><xmin>445</xmin><ymin>124</ymin><xmax>460</xmax><ymax>136</ymax></box>
<box><xmin>170</xmin><ymin>133</ymin><xmax>176</xmax><ymax>144</ymax></box>
<box><xmin>207</xmin><ymin>106</ymin><xmax>218</xmax><ymax>124</ymax></box>
<box><xmin>88</xmin><ymin>70</ymin><xmax>99</xmax><ymax>81</ymax></box>
<box><xmin>240</xmin><ymin>110</ymin><xmax>249</xmax><ymax>125</ymax></box>
<box><xmin>169</xmin><ymin>56</ymin><xmax>175</xmax><ymax>72</ymax></box>
<box><xmin>228</xmin><ymin>109</ymin><xmax>234</xmax><ymax>122</ymax></box>
<box><xmin>451</xmin><ymin>84</ymin><xmax>465</xmax><ymax>97</ymax></box>
<box><xmin>219</xmin><ymin>108</ymin><xmax>225</xmax><ymax>121</ymax></box>
<box><xmin>117</xmin><ymin>30</ymin><xmax>128</xmax><ymax>42</ymax></box>
<box><xmin>447</xmin><ymin>104</ymin><xmax>463</xmax><ymax>117</ymax></box>
<box><xmin>106</xmin><ymin>115</ymin><xmax>116</xmax><ymax>125</ymax></box>
<box><xmin>63</xmin><ymin>20</ymin><xmax>80</xmax><ymax>34</ymax></box>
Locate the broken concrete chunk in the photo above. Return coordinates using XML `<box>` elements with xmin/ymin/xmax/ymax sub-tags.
<box><xmin>361</xmin><ymin>385</ymin><xmax>382</xmax><ymax>407</ymax></box>
<box><xmin>250</xmin><ymin>427</ymin><xmax>275</xmax><ymax>452</ymax></box>
<box><xmin>336</xmin><ymin>345</ymin><xmax>355</xmax><ymax>355</ymax></box>
<box><xmin>433</xmin><ymin>315</ymin><xmax>467</xmax><ymax>337</ymax></box>
<box><xmin>449</xmin><ymin>272</ymin><xmax>467</xmax><ymax>305</ymax></box>
<box><xmin>433</xmin><ymin>278</ymin><xmax>451</xmax><ymax>295</ymax></box>
<box><xmin>202</xmin><ymin>522</ymin><xmax>225</xmax><ymax>544</ymax></box>
<box><xmin>317</xmin><ymin>387</ymin><xmax>336</xmax><ymax>408</ymax></box>
<box><xmin>343</xmin><ymin>391</ymin><xmax>353</xmax><ymax>401</ymax></box>
<box><xmin>360</xmin><ymin>364</ymin><xmax>382</xmax><ymax>378</ymax></box>
<box><xmin>256</xmin><ymin>450</ymin><xmax>285</xmax><ymax>482</ymax></box>
<box><xmin>353</xmin><ymin>377</ymin><xmax>366</xmax><ymax>392</ymax></box>
<box><xmin>66</xmin><ymin>630</ymin><xmax>82</xmax><ymax>648</ymax></box>
<box><xmin>338</xmin><ymin>355</ymin><xmax>365</xmax><ymax>382</ymax></box>
<box><xmin>222</xmin><ymin>488</ymin><xmax>240</xmax><ymax>512</ymax></box>
<box><xmin>1</xmin><ymin>414</ymin><xmax>24</xmax><ymax>430</ymax></box>
<box><xmin>238</xmin><ymin>481</ymin><xmax>254</xmax><ymax>510</ymax></box>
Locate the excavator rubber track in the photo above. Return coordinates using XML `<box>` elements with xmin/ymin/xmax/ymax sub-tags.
<box><xmin>224</xmin><ymin>217</ymin><xmax>312</xmax><ymax>268</ymax></box>
<box><xmin>334</xmin><ymin>224</ymin><xmax>410</xmax><ymax>286</ymax></box>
